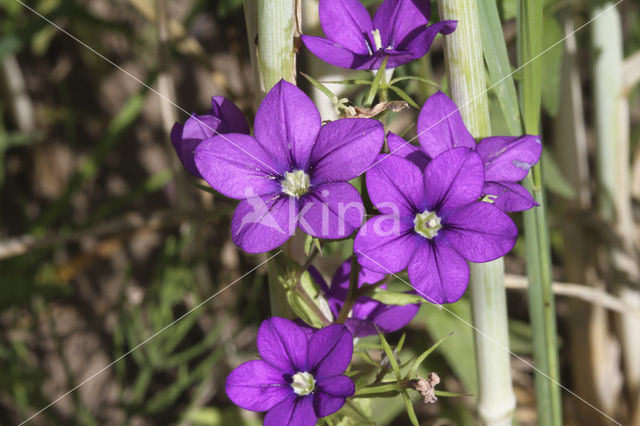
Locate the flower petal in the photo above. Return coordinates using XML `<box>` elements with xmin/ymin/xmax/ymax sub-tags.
<box><xmin>308</xmin><ymin>324</ymin><xmax>353</xmax><ymax>378</ymax></box>
<box><xmin>254</xmin><ymin>80</ymin><xmax>321</xmax><ymax>171</ymax></box>
<box><xmin>354</xmin><ymin>215</ymin><xmax>418</xmax><ymax>273</ymax></box>
<box><xmin>398</xmin><ymin>20</ymin><xmax>457</xmax><ymax>61</ymax></box>
<box><xmin>258</xmin><ymin>318</ymin><xmax>309</xmax><ymax>373</ymax></box>
<box><xmin>301</xmin><ymin>35</ymin><xmax>367</xmax><ymax>69</ymax></box>
<box><xmin>440</xmin><ymin>201</ymin><xmax>518</xmax><ymax>262</ymax></box>
<box><xmin>475</xmin><ymin>135</ymin><xmax>542</xmax><ymax>182</ymax></box>
<box><xmin>225</xmin><ymin>360</ymin><xmax>291</xmax><ymax>412</ymax></box>
<box><xmin>364</xmin><ymin>302</ymin><xmax>420</xmax><ymax>334</ymax></box>
<box><xmin>387</xmin><ymin>132</ymin><xmax>430</xmax><ymax>170</ymax></box>
<box><xmin>171</xmin><ymin>114</ymin><xmax>221</xmax><ymax>177</ymax></box>
<box><xmin>373</xmin><ymin>0</ymin><xmax>429</xmax><ymax>50</ymax></box>
<box><xmin>319</xmin><ymin>0</ymin><xmax>373</xmax><ymax>54</ymax></box>
<box><xmin>417</xmin><ymin>91</ymin><xmax>475</xmax><ymax>158</ymax></box>
<box><xmin>483</xmin><ymin>181</ymin><xmax>538</xmax><ymax>212</ymax></box>
<box><xmin>231</xmin><ymin>194</ymin><xmax>295</xmax><ymax>253</ymax></box>
<box><xmin>194</xmin><ymin>134</ymin><xmax>282</xmax><ymax>199</ymax></box>
<box><xmin>424</xmin><ymin>147</ymin><xmax>484</xmax><ymax>215</ymax></box>
<box><xmin>408</xmin><ymin>242</ymin><xmax>469</xmax><ymax>304</ymax></box>
<box><xmin>264</xmin><ymin>395</ymin><xmax>316</xmax><ymax>426</ymax></box>
<box><xmin>314</xmin><ymin>376</ymin><xmax>355</xmax><ymax>417</ymax></box>
<box><xmin>326</xmin><ymin>260</ymin><xmax>386</xmax><ymax>317</ymax></box>
<box><xmin>298</xmin><ymin>182</ymin><xmax>364</xmax><ymax>239</ymax></box>
<box><xmin>310</xmin><ymin>118</ymin><xmax>384</xmax><ymax>183</ymax></box>
<box><xmin>366</xmin><ymin>155</ymin><xmax>426</xmax><ymax>215</ymax></box>
<box><xmin>210</xmin><ymin>96</ymin><xmax>250</xmax><ymax>134</ymax></box>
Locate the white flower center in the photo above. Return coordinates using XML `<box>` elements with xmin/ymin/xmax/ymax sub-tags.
<box><xmin>414</xmin><ymin>210</ymin><xmax>442</xmax><ymax>239</ymax></box>
<box><xmin>371</xmin><ymin>29</ymin><xmax>383</xmax><ymax>51</ymax></box>
<box><xmin>291</xmin><ymin>371</ymin><xmax>316</xmax><ymax>396</ymax></box>
<box><xmin>280</xmin><ymin>170</ymin><xmax>310</xmax><ymax>198</ymax></box>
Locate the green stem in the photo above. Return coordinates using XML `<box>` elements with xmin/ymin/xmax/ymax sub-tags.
<box><xmin>437</xmin><ymin>1</ymin><xmax>515</xmax><ymax>425</ymax></box>
<box><xmin>336</xmin><ymin>255</ymin><xmax>360</xmax><ymax>324</ymax></box>
<box><xmin>244</xmin><ymin>0</ymin><xmax>299</xmax><ymax>317</ymax></box>
<box><xmin>518</xmin><ymin>1</ymin><xmax>562</xmax><ymax>425</ymax></box>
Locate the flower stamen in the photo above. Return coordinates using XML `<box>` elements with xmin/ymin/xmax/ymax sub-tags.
<box><xmin>414</xmin><ymin>210</ymin><xmax>442</xmax><ymax>239</ymax></box>
<box><xmin>281</xmin><ymin>170</ymin><xmax>310</xmax><ymax>198</ymax></box>
<box><xmin>291</xmin><ymin>371</ymin><xmax>316</xmax><ymax>396</ymax></box>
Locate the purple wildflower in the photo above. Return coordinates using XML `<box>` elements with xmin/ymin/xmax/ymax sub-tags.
<box><xmin>354</xmin><ymin>149</ymin><xmax>518</xmax><ymax>304</ymax></box>
<box><xmin>194</xmin><ymin>80</ymin><xmax>384</xmax><ymax>253</ymax></box>
<box><xmin>226</xmin><ymin>318</ymin><xmax>355</xmax><ymax>426</ymax></box>
<box><xmin>301</xmin><ymin>0</ymin><xmax>456</xmax><ymax>70</ymax></box>
<box><xmin>308</xmin><ymin>261</ymin><xmax>420</xmax><ymax>337</ymax></box>
<box><xmin>171</xmin><ymin>96</ymin><xmax>250</xmax><ymax>177</ymax></box>
<box><xmin>402</xmin><ymin>91</ymin><xmax>542</xmax><ymax>212</ymax></box>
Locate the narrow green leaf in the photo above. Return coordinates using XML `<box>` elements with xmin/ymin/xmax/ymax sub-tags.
<box><xmin>477</xmin><ymin>0</ymin><xmax>522</xmax><ymax>135</ymax></box>
<box><xmin>377</xmin><ymin>326</ymin><xmax>401</xmax><ymax>380</ymax></box>
<box><xmin>354</xmin><ymin>381</ymin><xmax>403</xmax><ymax>397</ymax></box>
<box><xmin>388</xmin><ymin>75</ymin><xmax>440</xmax><ymax>88</ymax></box>
<box><xmin>396</xmin><ymin>332</ymin><xmax>407</xmax><ymax>353</ymax></box>
<box><xmin>388</xmin><ymin>86</ymin><xmax>419</xmax><ymax>109</ymax></box>
<box><xmin>407</xmin><ymin>331</ymin><xmax>454</xmax><ymax>379</ymax></box>
<box><xmin>540</xmin><ymin>150</ymin><xmax>576</xmax><ymax>199</ymax></box>
<box><xmin>370</xmin><ymin>290</ymin><xmax>423</xmax><ymax>305</ymax></box>
<box><xmin>541</xmin><ymin>15</ymin><xmax>563</xmax><ymax>116</ymax></box>
<box><xmin>319</xmin><ymin>79</ymin><xmax>373</xmax><ymax>85</ymax></box>
<box><xmin>434</xmin><ymin>390</ymin><xmax>467</xmax><ymax>397</ymax></box>
<box><xmin>365</xmin><ymin>57</ymin><xmax>388</xmax><ymax>107</ymax></box>
<box><xmin>401</xmin><ymin>391</ymin><xmax>419</xmax><ymax>426</ymax></box>
<box><xmin>300</xmin><ymin>71</ymin><xmax>338</xmax><ymax>104</ymax></box>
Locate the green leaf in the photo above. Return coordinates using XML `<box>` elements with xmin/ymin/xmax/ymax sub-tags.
<box><xmin>377</xmin><ymin>326</ymin><xmax>401</xmax><ymax>380</ymax></box>
<box><xmin>354</xmin><ymin>381</ymin><xmax>403</xmax><ymax>397</ymax></box>
<box><xmin>540</xmin><ymin>150</ymin><xmax>576</xmax><ymax>199</ymax></box>
<box><xmin>388</xmin><ymin>75</ymin><xmax>440</xmax><ymax>88</ymax></box>
<box><xmin>478</xmin><ymin>0</ymin><xmax>522</xmax><ymax>135</ymax></box>
<box><xmin>406</xmin><ymin>331</ymin><xmax>454</xmax><ymax>379</ymax></box>
<box><xmin>388</xmin><ymin>86</ymin><xmax>419</xmax><ymax>109</ymax></box>
<box><xmin>401</xmin><ymin>391</ymin><xmax>419</xmax><ymax>426</ymax></box>
<box><xmin>300</xmin><ymin>71</ymin><xmax>338</xmax><ymax>104</ymax></box>
<box><xmin>517</xmin><ymin>0</ymin><xmax>543</xmax><ymax>134</ymax></box>
<box><xmin>365</xmin><ymin>57</ymin><xmax>388</xmax><ymax>107</ymax></box>
<box><xmin>370</xmin><ymin>290</ymin><xmax>423</xmax><ymax>305</ymax></box>
<box><xmin>541</xmin><ymin>15</ymin><xmax>563</xmax><ymax>116</ymax></box>
<box><xmin>304</xmin><ymin>234</ymin><xmax>323</xmax><ymax>257</ymax></box>
<box><xmin>284</xmin><ymin>267</ymin><xmax>330</xmax><ymax>328</ymax></box>
<box><xmin>319</xmin><ymin>79</ymin><xmax>373</xmax><ymax>86</ymax></box>
<box><xmin>434</xmin><ymin>390</ymin><xmax>467</xmax><ymax>397</ymax></box>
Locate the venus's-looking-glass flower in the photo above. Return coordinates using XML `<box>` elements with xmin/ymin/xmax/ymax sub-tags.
<box><xmin>301</xmin><ymin>0</ymin><xmax>456</xmax><ymax>70</ymax></box>
<box><xmin>411</xmin><ymin>91</ymin><xmax>542</xmax><ymax>212</ymax></box>
<box><xmin>354</xmin><ymin>149</ymin><xmax>518</xmax><ymax>304</ymax></box>
<box><xmin>309</xmin><ymin>260</ymin><xmax>420</xmax><ymax>337</ymax></box>
<box><xmin>193</xmin><ymin>80</ymin><xmax>384</xmax><ymax>253</ymax></box>
<box><xmin>226</xmin><ymin>318</ymin><xmax>355</xmax><ymax>426</ymax></box>
<box><xmin>170</xmin><ymin>96</ymin><xmax>250</xmax><ymax>177</ymax></box>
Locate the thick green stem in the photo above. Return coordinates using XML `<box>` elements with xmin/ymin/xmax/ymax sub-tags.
<box><xmin>437</xmin><ymin>2</ymin><xmax>515</xmax><ymax>425</ymax></box>
<box><xmin>518</xmin><ymin>1</ymin><xmax>562</xmax><ymax>425</ymax></box>
<box><xmin>244</xmin><ymin>0</ymin><xmax>299</xmax><ymax>316</ymax></box>
<box><xmin>256</xmin><ymin>0</ymin><xmax>298</xmax><ymax>94</ymax></box>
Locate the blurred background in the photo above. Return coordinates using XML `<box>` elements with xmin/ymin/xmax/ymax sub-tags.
<box><xmin>1</xmin><ymin>0</ymin><xmax>640</xmax><ymax>425</ymax></box>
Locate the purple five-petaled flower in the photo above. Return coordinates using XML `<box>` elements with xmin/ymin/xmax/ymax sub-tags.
<box><xmin>309</xmin><ymin>260</ymin><xmax>420</xmax><ymax>337</ymax></box>
<box><xmin>226</xmin><ymin>318</ymin><xmax>355</xmax><ymax>426</ymax></box>
<box><xmin>354</xmin><ymin>148</ymin><xmax>518</xmax><ymax>304</ymax></box>
<box><xmin>193</xmin><ymin>80</ymin><xmax>384</xmax><ymax>253</ymax></box>
<box><xmin>170</xmin><ymin>96</ymin><xmax>250</xmax><ymax>177</ymax></box>
<box><xmin>390</xmin><ymin>91</ymin><xmax>542</xmax><ymax>212</ymax></box>
<box><xmin>301</xmin><ymin>0</ymin><xmax>456</xmax><ymax>70</ymax></box>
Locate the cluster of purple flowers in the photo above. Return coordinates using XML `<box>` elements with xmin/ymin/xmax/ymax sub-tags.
<box><xmin>169</xmin><ymin>0</ymin><xmax>542</xmax><ymax>423</ymax></box>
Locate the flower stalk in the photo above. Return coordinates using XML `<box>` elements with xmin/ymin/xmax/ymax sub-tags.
<box><xmin>437</xmin><ymin>1</ymin><xmax>515</xmax><ymax>425</ymax></box>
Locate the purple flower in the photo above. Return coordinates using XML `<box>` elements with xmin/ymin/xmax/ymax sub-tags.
<box><xmin>226</xmin><ymin>318</ymin><xmax>355</xmax><ymax>426</ymax></box>
<box><xmin>397</xmin><ymin>91</ymin><xmax>542</xmax><ymax>212</ymax></box>
<box><xmin>171</xmin><ymin>96</ymin><xmax>250</xmax><ymax>177</ymax></box>
<box><xmin>354</xmin><ymin>148</ymin><xmax>518</xmax><ymax>304</ymax></box>
<box><xmin>301</xmin><ymin>0</ymin><xmax>456</xmax><ymax>70</ymax></box>
<box><xmin>194</xmin><ymin>80</ymin><xmax>384</xmax><ymax>253</ymax></box>
<box><xmin>309</xmin><ymin>261</ymin><xmax>420</xmax><ymax>337</ymax></box>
